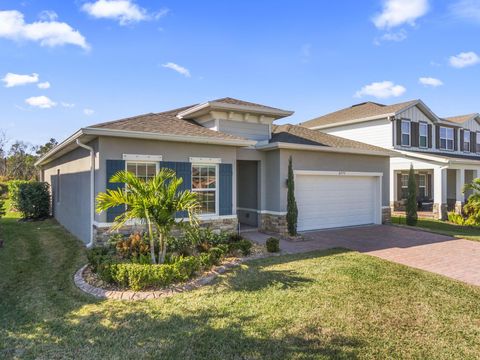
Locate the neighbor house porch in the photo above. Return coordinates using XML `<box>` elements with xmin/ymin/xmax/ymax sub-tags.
<box><xmin>390</xmin><ymin>153</ymin><xmax>480</xmax><ymax>220</ymax></box>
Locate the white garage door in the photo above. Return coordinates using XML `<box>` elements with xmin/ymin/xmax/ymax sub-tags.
<box><xmin>296</xmin><ymin>173</ymin><xmax>380</xmax><ymax>232</ymax></box>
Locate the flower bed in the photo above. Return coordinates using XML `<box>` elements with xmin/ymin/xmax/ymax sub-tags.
<box><xmin>84</xmin><ymin>227</ymin><xmax>257</xmax><ymax>291</ymax></box>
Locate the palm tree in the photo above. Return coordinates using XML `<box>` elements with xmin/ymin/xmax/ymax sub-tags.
<box><xmin>96</xmin><ymin>169</ymin><xmax>199</xmax><ymax>264</ymax></box>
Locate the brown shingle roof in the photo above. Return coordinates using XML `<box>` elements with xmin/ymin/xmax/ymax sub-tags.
<box><xmin>443</xmin><ymin>113</ymin><xmax>478</xmax><ymax>124</ymax></box>
<box><xmin>88</xmin><ymin>105</ymin><xmax>248</xmax><ymax>142</ymax></box>
<box><xmin>271</xmin><ymin>124</ymin><xmax>396</xmax><ymax>154</ymax></box>
<box><xmin>211</xmin><ymin>97</ymin><xmax>290</xmax><ymax>113</ymax></box>
<box><xmin>301</xmin><ymin>100</ymin><xmax>418</xmax><ymax>128</ymax></box>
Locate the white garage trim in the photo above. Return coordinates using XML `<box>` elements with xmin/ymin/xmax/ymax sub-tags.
<box><xmin>294</xmin><ymin>170</ymin><xmax>383</xmax><ymax>231</ymax></box>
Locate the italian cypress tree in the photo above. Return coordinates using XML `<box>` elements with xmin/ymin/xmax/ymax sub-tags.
<box><xmin>406</xmin><ymin>164</ymin><xmax>418</xmax><ymax>226</ymax></box>
<box><xmin>286</xmin><ymin>156</ymin><xmax>298</xmax><ymax>235</ymax></box>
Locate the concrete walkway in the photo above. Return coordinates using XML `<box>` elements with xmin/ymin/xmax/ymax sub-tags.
<box><xmin>243</xmin><ymin>225</ymin><xmax>480</xmax><ymax>287</ymax></box>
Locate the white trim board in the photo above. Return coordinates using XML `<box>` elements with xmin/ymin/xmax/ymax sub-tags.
<box><xmin>189</xmin><ymin>157</ymin><xmax>221</xmax><ymax>164</ymax></box>
<box><xmin>93</xmin><ymin>215</ymin><xmax>238</xmax><ymax>228</ymax></box>
<box><xmin>294</xmin><ymin>170</ymin><xmax>383</xmax><ymax>177</ymax></box>
<box><xmin>123</xmin><ymin>154</ymin><xmax>163</xmax><ymax>161</ymax></box>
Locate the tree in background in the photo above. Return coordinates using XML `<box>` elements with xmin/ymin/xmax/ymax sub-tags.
<box><xmin>0</xmin><ymin>130</ymin><xmax>7</xmax><ymax>179</ymax></box>
<box><xmin>6</xmin><ymin>141</ymin><xmax>37</xmax><ymax>180</ymax></box>
<box><xmin>406</xmin><ymin>164</ymin><xmax>418</xmax><ymax>226</ymax></box>
<box><xmin>35</xmin><ymin>138</ymin><xmax>58</xmax><ymax>157</ymax></box>
<box><xmin>286</xmin><ymin>156</ymin><xmax>298</xmax><ymax>236</ymax></box>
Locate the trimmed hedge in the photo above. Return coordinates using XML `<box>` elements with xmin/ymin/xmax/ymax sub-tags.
<box><xmin>16</xmin><ymin>182</ymin><xmax>50</xmax><ymax>219</ymax></box>
<box><xmin>103</xmin><ymin>257</ymin><xmax>201</xmax><ymax>291</ymax></box>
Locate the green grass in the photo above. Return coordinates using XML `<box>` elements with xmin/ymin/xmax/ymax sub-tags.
<box><xmin>1</xmin><ymin>214</ymin><xmax>480</xmax><ymax>359</ymax></box>
<box><xmin>392</xmin><ymin>215</ymin><xmax>480</xmax><ymax>241</ymax></box>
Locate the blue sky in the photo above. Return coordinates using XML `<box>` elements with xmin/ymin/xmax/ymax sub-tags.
<box><xmin>1</xmin><ymin>0</ymin><xmax>480</xmax><ymax>146</ymax></box>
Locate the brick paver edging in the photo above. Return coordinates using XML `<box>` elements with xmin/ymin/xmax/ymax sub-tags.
<box><xmin>74</xmin><ymin>253</ymin><xmax>273</xmax><ymax>300</ymax></box>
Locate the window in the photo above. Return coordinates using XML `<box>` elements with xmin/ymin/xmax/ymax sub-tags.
<box><xmin>418</xmin><ymin>174</ymin><xmax>426</xmax><ymax>198</ymax></box>
<box><xmin>56</xmin><ymin>169</ymin><xmax>60</xmax><ymax>203</ymax></box>
<box><xmin>126</xmin><ymin>162</ymin><xmax>157</xmax><ymax>181</ymax></box>
<box><xmin>401</xmin><ymin>174</ymin><xmax>409</xmax><ymax>199</ymax></box>
<box><xmin>401</xmin><ymin>120</ymin><xmax>411</xmax><ymax>146</ymax></box>
<box><xmin>192</xmin><ymin>164</ymin><xmax>217</xmax><ymax>215</ymax></box>
<box><xmin>464</xmin><ymin>130</ymin><xmax>471</xmax><ymax>152</ymax></box>
<box><xmin>440</xmin><ymin>127</ymin><xmax>454</xmax><ymax>150</ymax></box>
<box><xmin>477</xmin><ymin>132</ymin><xmax>480</xmax><ymax>153</ymax></box>
<box><xmin>419</xmin><ymin>122</ymin><xmax>428</xmax><ymax>148</ymax></box>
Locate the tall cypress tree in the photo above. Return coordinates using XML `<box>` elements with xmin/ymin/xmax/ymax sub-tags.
<box><xmin>287</xmin><ymin>156</ymin><xmax>298</xmax><ymax>235</ymax></box>
<box><xmin>406</xmin><ymin>164</ymin><xmax>418</xmax><ymax>226</ymax></box>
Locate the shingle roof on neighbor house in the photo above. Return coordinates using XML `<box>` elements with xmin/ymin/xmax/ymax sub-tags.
<box><xmin>443</xmin><ymin>113</ymin><xmax>479</xmax><ymax>124</ymax></box>
<box><xmin>300</xmin><ymin>100</ymin><xmax>418</xmax><ymax>128</ymax></box>
<box><xmin>211</xmin><ymin>97</ymin><xmax>291</xmax><ymax>113</ymax></box>
<box><xmin>267</xmin><ymin>124</ymin><xmax>396</xmax><ymax>155</ymax></box>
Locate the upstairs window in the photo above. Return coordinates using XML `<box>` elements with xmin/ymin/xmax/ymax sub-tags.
<box><xmin>419</xmin><ymin>122</ymin><xmax>428</xmax><ymax>148</ymax></box>
<box><xmin>401</xmin><ymin>120</ymin><xmax>411</xmax><ymax>146</ymax></box>
<box><xmin>192</xmin><ymin>164</ymin><xmax>217</xmax><ymax>215</ymax></box>
<box><xmin>464</xmin><ymin>130</ymin><xmax>471</xmax><ymax>152</ymax></box>
<box><xmin>477</xmin><ymin>132</ymin><xmax>480</xmax><ymax>153</ymax></box>
<box><xmin>440</xmin><ymin>127</ymin><xmax>454</xmax><ymax>150</ymax></box>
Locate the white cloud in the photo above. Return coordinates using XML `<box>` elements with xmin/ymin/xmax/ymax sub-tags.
<box><xmin>37</xmin><ymin>81</ymin><xmax>50</xmax><ymax>89</ymax></box>
<box><xmin>450</xmin><ymin>0</ymin><xmax>480</xmax><ymax>23</ymax></box>
<box><xmin>38</xmin><ymin>10</ymin><xmax>58</xmax><ymax>21</ymax></box>
<box><xmin>61</xmin><ymin>102</ymin><xmax>75</xmax><ymax>108</ymax></box>
<box><xmin>355</xmin><ymin>81</ymin><xmax>406</xmax><ymax>99</ymax></box>
<box><xmin>449</xmin><ymin>51</ymin><xmax>480</xmax><ymax>68</ymax></box>
<box><xmin>373</xmin><ymin>0</ymin><xmax>429</xmax><ymax>29</ymax></box>
<box><xmin>82</xmin><ymin>0</ymin><xmax>164</xmax><ymax>25</ymax></box>
<box><xmin>25</xmin><ymin>95</ymin><xmax>56</xmax><ymax>109</ymax></box>
<box><xmin>162</xmin><ymin>62</ymin><xmax>191</xmax><ymax>77</ymax></box>
<box><xmin>0</xmin><ymin>10</ymin><xmax>89</xmax><ymax>50</ymax></box>
<box><xmin>83</xmin><ymin>108</ymin><xmax>95</xmax><ymax>116</ymax></box>
<box><xmin>419</xmin><ymin>77</ymin><xmax>443</xmax><ymax>87</ymax></box>
<box><xmin>2</xmin><ymin>72</ymin><xmax>39</xmax><ymax>87</ymax></box>
<box><xmin>380</xmin><ymin>29</ymin><xmax>408</xmax><ymax>42</ymax></box>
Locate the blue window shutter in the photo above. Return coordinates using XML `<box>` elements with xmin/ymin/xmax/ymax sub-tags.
<box><xmin>219</xmin><ymin>163</ymin><xmax>233</xmax><ymax>215</ymax></box>
<box><xmin>160</xmin><ymin>161</ymin><xmax>192</xmax><ymax>218</ymax></box>
<box><xmin>106</xmin><ymin>160</ymin><xmax>125</xmax><ymax>222</ymax></box>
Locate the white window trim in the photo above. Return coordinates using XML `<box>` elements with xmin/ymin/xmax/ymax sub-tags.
<box><xmin>464</xmin><ymin>130</ymin><xmax>471</xmax><ymax>153</ymax></box>
<box><xmin>477</xmin><ymin>131</ymin><xmax>480</xmax><ymax>154</ymax></box>
<box><xmin>401</xmin><ymin>120</ymin><xmax>411</xmax><ymax>147</ymax></box>
<box><xmin>419</xmin><ymin>122</ymin><xmax>428</xmax><ymax>148</ymax></box>
<box><xmin>189</xmin><ymin>157</ymin><xmax>221</xmax><ymax>164</ymax></box>
<box><xmin>192</xmin><ymin>163</ymin><xmax>219</xmax><ymax>217</ymax></box>
<box><xmin>125</xmin><ymin>160</ymin><xmax>160</xmax><ymax>177</ymax></box>
<box><xmin>123</xmin><ymin>154</ymin><xmax>162</xmax><ymax>161</ymax></box>
<box><xmin>440</xmin><ymin>126</ymin><xmax>454</xmax><ymax>151</ymax></box>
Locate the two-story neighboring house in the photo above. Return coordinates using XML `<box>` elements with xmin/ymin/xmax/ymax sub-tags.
<box><xmin>301</xmin><ymin>100</ymin><xmax>480</xmax><ymax>220</ymax></box>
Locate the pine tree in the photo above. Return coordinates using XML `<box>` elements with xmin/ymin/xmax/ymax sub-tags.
<box><xmin>286</xmin><ymin>156</ymin><xmax>298</xmax><ymax>235</ymax></box>
<box><xmin>406</xmin><ymin>164</ymin><xmax>418</xmax><ymax>226</ymax></box>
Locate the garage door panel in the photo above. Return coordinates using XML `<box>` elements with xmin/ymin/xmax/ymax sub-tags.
<box><xmin>296</xmin><ymin>174</ymin><xmax>378</xmax><ymax>231</ymax></box>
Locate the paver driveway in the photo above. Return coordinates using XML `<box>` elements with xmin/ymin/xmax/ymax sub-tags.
<box><xmin>245</xmin><ymin>225</ymin><xmax>480</xmax><ymax>286</ymax></box>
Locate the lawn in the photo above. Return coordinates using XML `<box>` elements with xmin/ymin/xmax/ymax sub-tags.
<box><xmin>392</xmin><ymin>215</ymin><xmax>480</xmax><ymax>242</ymax></box>
<box><xmin>1</xmin><ymin>213</ymin><xmax>480</xmax><ymax>359</ymax></box>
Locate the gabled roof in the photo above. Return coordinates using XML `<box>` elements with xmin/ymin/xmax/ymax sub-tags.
<box><xmin>301</xmin><ymin>100</ymin><xmax>419</xmax><ymax>129</ymax></box>
<box><xmin>261</xmin><ymin>124</ymin><xmax>397</xmax><ymax>156</ymax></box>
<box><xmin>212</xmin><ymin>97</ymin><xmax>291</xmax><ymax>113</ymax></box>
<box><xmin>88</xmin><ymin>105</ymin><xmax>247</xmax><ymax>142</ymax></box>
<box><xmin>443</xmin><ymin>113</ymin><xmax>480</xmax><ymax>124</ymax></box>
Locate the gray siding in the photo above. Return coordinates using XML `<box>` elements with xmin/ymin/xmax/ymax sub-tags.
<box><xmin>42</xmin><ymin>141</ymin><xmax>97</xmax><ymax>244</ymax></box>
<box><xmin>218</xmin><ymin>120</ymin><xmax>270</xmax><ymax>141</ymax></box>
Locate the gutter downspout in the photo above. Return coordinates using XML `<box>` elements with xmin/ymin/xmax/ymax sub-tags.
<box><xmin>76</xmin><ymin>139</ymin><xmax>95</xmax><ymax>248</ymax></box>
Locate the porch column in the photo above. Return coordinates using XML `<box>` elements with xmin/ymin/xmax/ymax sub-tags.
<box><xmin>433</xmin><ymin>167</ymin><xmax>447</xmax><ymax>220</ymax></box>
<box><xmin>455</xmin><ymin>168</ymin><xmax>465</xmax><ymax>214</ymax></box>
<box><xmin>389</xmin><ymin>168</ymin><xmax>396</xmax><ymax>210</ymax></box>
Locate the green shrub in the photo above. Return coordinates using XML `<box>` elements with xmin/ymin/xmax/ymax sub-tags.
<box><xmin>230</xmin><ymin>239</ymin><xmax>252</xmax><ymax>256</ymax></box>
<box><xmin>208</xmin><ymin>246</ymin><xmax>225</xmax><ymax>265</ymax></box>
<box><xmin>266</xmin><ymin>237</ymin><xmax>280</xmax><ymax>253</ymax></box>
<box><xmin>448</xmin><ymin>211</ymin><xmax>465</xmax><ymax>225</ymax></box>
<box><xmin>96</xmin><ymin>256</ymin><xmax>202</xmax><ymax>291</ymax></box>
<box><xmin>406</xmin><ymin>165</ymin><xmax>418</xmax><ymax>226</ymax></box>
<box><xmin>0</xmin><ymin>198</ymin><xmax>5</xmax><ymax>218</ymax></box>
<box><xmin>228</xmin><ymin>233</ymin><xmax>243</xmax><ymax>242</ymax></box>
<box><xmin>0</xmin><ymin>183</ymin><xmax>8</xmax><ymax>199</ymax></box>
<box><xmin>7</xmin><ymin>180</ymin><xmax>29</xmax><ymax>210</ymax></box>
<box><xmin>16</xmin><ymin>182</ymin><xmax>50</xmax><ymax>219</ymax></box>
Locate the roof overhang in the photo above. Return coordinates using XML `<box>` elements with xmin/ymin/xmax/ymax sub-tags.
<box><xmin>255</xmin><ymin>141</ymin><xmax>397</xmax><ymax>157</ymax></box>
<box><xmin>35</xmin><ymin>127</ymin><xmax>256</xmax><ymax>167</ymax></box>
<box><xmin>177</xmin><ymin>101</ymin><xmax>294</xmax><ymax>120</ymax></box>
<box><xmin>397</xmin><ymin>150</ymin><xmax>480</xmax><ymax>165</ymax></box>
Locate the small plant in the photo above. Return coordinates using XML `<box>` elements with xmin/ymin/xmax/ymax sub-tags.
<box><xmin>447</xmin><ymin>211</ymin><xmax>466</xmax><ymax>226</ymax></box>
<box><xmin>286</xmin><ymin>156</ymin><xmax>298</xmax><ymax>236</ymax></box>
<box><xmin>405</xmin><ymin>164</ymin><xmax>418</xmax><ymax>226</ymax></box>
<box><xmin>115</xmin><ymin>232</ymin><xmax>150</xmax><ymax>261</ymax></box>
<box><xmin>266</xmin><ymin>237</ymin><xmax>280</xmax><ymax>253</ymax></box>
<box><xmin>230</xmin><ymin>239</ymin><xmax>252</xmax><ymax>256</ymax></box>
<box><xmin>0</xmin><ymin>198</ymin><xmax>5</xmax><ymax>219</ymax></box>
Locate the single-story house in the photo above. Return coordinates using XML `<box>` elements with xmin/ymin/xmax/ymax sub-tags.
<box><xmin>35</xmin><ymin>98</ymin><xmax>394</xmax><ymax>246</ymax></box>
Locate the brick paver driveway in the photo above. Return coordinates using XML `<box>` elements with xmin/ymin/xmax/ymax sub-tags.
<box><xmin>245</xmin><ymin>225</ymin><xmax>480</xmax><ymax>286</ymax></box>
